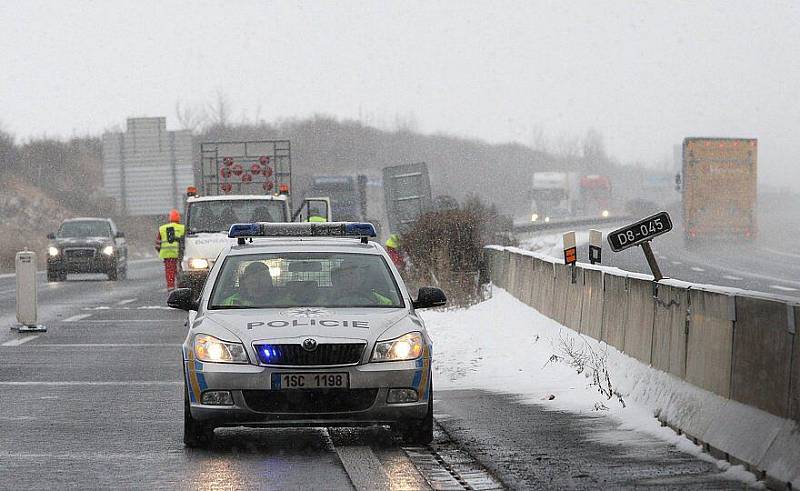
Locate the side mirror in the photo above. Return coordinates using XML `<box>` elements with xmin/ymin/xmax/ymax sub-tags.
<box><xmin>47</xmin><ymin>233</ymin><xmax>56</xmax><ymax>240</ymax></box>
<box><xmin>412</xmin><ymin>287</ymin><xmax>447</xmax><ymax>309</ymax></box>
<box><xmin>115</xmin><ymin>231</ymin><xmax>125</xmax><ymax>238</ymax></box>
<box><xmin>167</xmin><ymin>288</ymin><xmax>199</xmax><ymax>311</ymax></box>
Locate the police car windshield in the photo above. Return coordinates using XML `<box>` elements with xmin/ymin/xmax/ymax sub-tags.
<box><xmin>187</xmin><ymin>200</ymin><xmax>287</xmax><ymax>233</ymax></box>
<box><xmin>209</xmin><ymin>252</ymin><xmax>404</xmax><ymax>309</ymax></box>
<box><xmin>58</xmin><ymin>220</ymin><xmax>111</xmax><ymax>238</ymax></box>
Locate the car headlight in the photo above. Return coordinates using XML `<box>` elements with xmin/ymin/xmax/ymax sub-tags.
<box><xmin>531</xmin><ymin>213</ymin><xmax>539</xmax><ymax>222</ymax></box>
<box><xmin>193</xmin><ymin>334</ymin><xmax>248</xmax><ymax>363</ymax></box>
<box><xmin>601</xmin><ymin>210</ymin><xmax>610</xmax><ymax>218</ymax></box>
<box><xmin>371</xmin><ymin>332</ymin><xmax>424</xmax><ymax>362</ymax></box>
<box><xmin>544</xmin><ymin>216</ymin><xmax>551</xmax><ymax>223</ymax></box>
<box><xmin>187</xmin><ymin>258</ymin><xmax>210</xmax><ymax>270</ymax></box>
<box><xmin>101</xmin><ymin>245</ymin><xmax>114</xmax><ymax>256</ymax></box>
<box><xmin>48</xmin><ymin>246</ymin><xmax>59</xmax><ymax>257</ymax></box>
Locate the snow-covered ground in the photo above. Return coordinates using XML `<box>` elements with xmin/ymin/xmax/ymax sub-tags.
<box><xmin>518</xmin><ymin>228</ymin><xmax>617</xmax><ymax>258</ymax></box>
<box><xmin>421</xmin><ymin>288</ymin><xmax>761</xmax><ymax>486</ymax></box>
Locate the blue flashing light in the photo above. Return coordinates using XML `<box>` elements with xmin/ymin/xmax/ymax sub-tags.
<box><xmin>344</xmin><ymin>223</ymin><xmax>376</xmax><ymax>237</ymax></box>
<box><xmin>257</xmin><ymin>344</ymin><xmax>283</xmax><ymax>364</ymax></box>
<box><xmin>228</xmin><ymin>223</ymin><xmax>262</xmax><ymax>238</ymax></box>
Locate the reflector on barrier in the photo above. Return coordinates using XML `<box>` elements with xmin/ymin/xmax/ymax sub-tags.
<box><xmin>15</xmin><ymin>250</ymin><xmax>46</xmax><ymax>332</ymax></box>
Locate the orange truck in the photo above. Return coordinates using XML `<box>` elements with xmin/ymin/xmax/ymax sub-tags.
<box><xmin>681</xmin><ymin>137</ymin><xmax>757</xmax><ymax>243</ymax></box>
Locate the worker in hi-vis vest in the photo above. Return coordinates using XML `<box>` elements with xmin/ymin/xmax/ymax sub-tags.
<box><xmin>155</xmin><ymin>209</ymin><xmax>185</xmax><ymax>290</ymax></box>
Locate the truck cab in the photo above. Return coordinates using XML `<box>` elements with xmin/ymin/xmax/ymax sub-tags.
<box><xmin>178</xmin><ymin>195</ymin><xmax>290</xmax><ymax>294</ymax></box>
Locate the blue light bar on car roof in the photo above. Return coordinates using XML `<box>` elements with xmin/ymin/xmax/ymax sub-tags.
<box><xmin>228</xmin><ymin>222</ymin><xmax>377</xmax><ymax>239</ymax></box>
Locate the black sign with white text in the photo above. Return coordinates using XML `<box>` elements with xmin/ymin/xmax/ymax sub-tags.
<box><xmin>608</xmin><ymin>212</ymin><xmax>673</xmax><ymax>252</ymax></box>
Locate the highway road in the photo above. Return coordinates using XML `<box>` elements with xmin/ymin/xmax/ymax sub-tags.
<box><xmin>518</xmin><ymin>205</ymin><xmax>800</xmax><ymax>301</ymax></box>
<box><xmin>0</xmin><ymin>261</ymin><xmax>748</xmax><ymax>489</ymax></box>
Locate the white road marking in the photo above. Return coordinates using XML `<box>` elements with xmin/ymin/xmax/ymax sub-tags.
<box><xmin>670</xmin><ymin>261</ymin><xmax>682</xmax><ymax>265</ymax></box>
<box><xmin>1</xmin><ymin>336</ymin><xmax>39</xmax><ymax>347</ymax></box>
<box><xmin>0</xmin><ymin>381</ymin><xmax>181</xmax><ymax>386</ymax></box>
<box><xmin>117</xmin><ymin>298</ymin><xmax>137</xmax><ymax>305</ymax></box>
<box><xmin>657</xmin><ymin>255</ymin><xmax>667</xmax><ymax>260</ymax></box>
<box><xmin>770</xmin><ymin>285</ymin><xmax>799</xmax><ymax>292</ymax></box>
<box><xmin>63</xmin><ymin>314</ymin><xmax>92</xmax><ymax>323</ymax></box>
<box><xmin>723</xmin><ymin>275</ymin><xmax>744</xmax><ymax>281</ymax></box>
<box><xmin>761</xmin><ymin>247</ymin><xmax>800</xmax><ymax>260</ymax></box>
<box><xmin>335</xmin><ymin>445</ymin><xmax>392</xmax><ymax>491</ymax></box>
<box><xmin>690</xmin><ymin>267</ymin><xmax>706</xmax><ymax>272</ymax></box>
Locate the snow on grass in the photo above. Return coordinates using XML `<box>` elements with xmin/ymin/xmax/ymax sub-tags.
<box><xmin>421</xmin><ymin>288</ymin><xmax>761</xmax><ymax>487</ymax></box>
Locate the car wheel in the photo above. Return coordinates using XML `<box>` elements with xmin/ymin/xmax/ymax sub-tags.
<box><xmin>119</xmin><ymin>265</ymin><xmax>127</xmax><ymax>280</ymax></box>
<box><xmin>107</xmin><ymin>263</ymin><xmax>118</xmax><ymax>281</ymax></box>
<box><xmin>397</xmin><ymin>380</ymin><xmax>434</xmax><ymax>445</ymax></box>
<box><xmin>184</xmin><ymin>385</ymin><xmax>214</xmax><ymax>448</ymax></box>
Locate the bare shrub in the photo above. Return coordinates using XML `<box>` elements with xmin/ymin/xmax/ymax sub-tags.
<box><xmin>546</xmin><ymin>331</ymin><xmax>626</xmax><ymax>409</ymax></box>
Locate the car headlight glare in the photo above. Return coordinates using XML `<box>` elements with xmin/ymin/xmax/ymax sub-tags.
<box><xmin>371</xmin><ymin>332</ymin><xmax>424</xmax><ymax>362</ymax></box>
<box><xmin>102</xmin><ymin>245</ymin><xmax>114</xmax><ymax>256</ymax></box>
<box><xmin>188</xmin><ymin>258</ymin><xmax>210</xmax><ymax>270</ymax></box>
<box><xmin>48</xmin><ymin>246</ymin><xmax>59</xmax><ymax>257</ymax></box>
<box><xmin>544</xmin><ymin>216</ymin><xmax>551</xmax><ymax>223</ymax></box>
<box><xmin>601</xmin><ymin>210</ymin><xmax>610</xmax><ymax>218</ymax></box>
<box><xmin>531</xmin><ymin>213</ymin><xmax>539</xmax><ymax>222</ymax></box>
<box><xmin>193</xmin><ymin>334</ymin><xmax>248</xmax><ymax>363</ymax></box>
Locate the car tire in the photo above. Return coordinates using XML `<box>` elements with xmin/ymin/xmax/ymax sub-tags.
<box><xmin>119</xmin><ymin>264</ymin><xmax>127</xmax><ymax>280</ymax></box>
<box><xmin>184</xmin><ymin>385</ymin><xmax>214</xmax><ymax>448</ymax></box>
<box><xmin>397</xmin><ymin>380</ymin><xmax>434</xmax><ymax>445</ymax></box>
<box><xmin>107</xmin><ymin>263</ymin><xmax>118</xmax><ymax>281</ymax></box>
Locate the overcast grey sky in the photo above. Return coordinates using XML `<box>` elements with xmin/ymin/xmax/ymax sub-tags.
<box><xmin>1</xmin><ymin>1</ymin><xmax>798</xmax><ymax>187</ymax></box>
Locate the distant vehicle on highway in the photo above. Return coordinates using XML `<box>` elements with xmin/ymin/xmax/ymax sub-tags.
<box><xmin>167</xmin><ymin>222</ymin><xmax>446</xmax><ymax>447</ymax></box>
<box><xmin>681</xmin><ymin>137</ymin><xmax>757</xmax><ymax>244</ymax></box>
<box><xmin>529</xmin><ymin>172</ymin><xmax>611</xmax><ymax>223</ymax></box>
<box><xmin>46</xmin><ymin>218</ymin><xmax>127</xmax><ymax>281</ymax></box>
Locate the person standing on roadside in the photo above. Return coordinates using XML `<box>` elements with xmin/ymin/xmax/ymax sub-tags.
<box><xmin>155</xmin><ymin>209</ymin><xmax>185</xmax><ymax>291</ymax></box>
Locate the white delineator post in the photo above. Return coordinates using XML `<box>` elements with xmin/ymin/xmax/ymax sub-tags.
<box><xmin>15</xmin><ymin>250</ymin><xmax>46</xmax><ymax>332</ymax></box>
<box><xmin>589</xmin><ymin>229</ymin><xmax>602</xmax><ymax>264</ymax></box>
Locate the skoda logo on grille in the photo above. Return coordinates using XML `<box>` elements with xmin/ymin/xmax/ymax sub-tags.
<box><xmin>302</xmin><ymin>338</ymin><xmax>318</xmax><ymax>352</ymax></box>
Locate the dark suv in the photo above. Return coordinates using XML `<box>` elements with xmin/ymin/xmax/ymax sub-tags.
<box><xmin>46</xmin><ymin>218</ymin><xmax>128</xmax><ymax>281</ymax></box>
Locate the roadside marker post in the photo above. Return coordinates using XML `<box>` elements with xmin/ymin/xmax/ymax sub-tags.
<box><xmin>589</xmin><ymin>229</ymin><xmax>602</xmax><ymax>264</ymax></box>
<box><xmin>607</xmin><ymin>212</ymin><xmax>673</xmax><ymax>282</ymax></box>
<box><xmin>13</xmin><ymin>250</ymin><xmax>46</xmax><ymax>333</ymax></box>
<box><xmin>563</xmin><ymin>231</ymin><xmax>577</xmax><ymax>283</ymax></box>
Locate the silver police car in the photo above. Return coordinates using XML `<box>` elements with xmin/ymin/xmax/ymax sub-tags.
<box><xmin>167</xmin><ymin>222</ymin><xmax>446</xmax><ymax>447</ymax></box>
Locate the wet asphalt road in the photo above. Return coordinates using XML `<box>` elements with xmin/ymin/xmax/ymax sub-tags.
<box><xmin>0</xmin><ymin>261</ymin><xmax>747</xmax><ymax>489</ymax></box>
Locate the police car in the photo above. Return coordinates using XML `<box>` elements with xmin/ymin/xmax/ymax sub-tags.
<box><xmin>167</xmin><ymin>222</ymin><xmax>446</xmax><ymax>447</ymax></box>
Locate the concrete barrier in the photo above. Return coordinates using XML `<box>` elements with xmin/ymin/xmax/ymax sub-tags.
<box><xmin>623</xmin><ymin>277</ymin><xmax>656</xmax><ymax>365</ymax></box>
<box><xmin>686</xmin><ymin>289</ymin><xmax>735</xmax><ymax>398</ymax></box>
<box><xmin>551</xmin><ymin>263</ymin><xmax>571</xmax><ymax>325</ymax></box>
<box><xmin>651</xmin><ymin>283</ymin><xmax>689</xmax><ymax>379</ymax></box>
<box><xmin>579</xmin><ymin>268</ymin><xmax>604</xmax><ymax>341</ymax></box>
<box><xmin>522</xmin><ymin>256</ymin><xmax>537</xmax><ymax>309</ymax></box>
<box><xmin>529</xmin><ymin>258</ymin><xmax>552</xmax><ymax>316</ymax></box>
<box><xmin>563</xmin><ymin>267</ymin><xmax>584</xmax><ymax>332</ymax></box>
<box><xmin>518</xmin><ymin>255</ymin><xmax>535</xmax><ymax>309</ymax></box>
<box><xmin>601</xmin><ymin>273</ymin><xmax>628</xmax><ymax>351</ymax></box>
<box><xmin>793</xmin><ymin>306</ymin><xmax>800</xmax><ymax>423</ymax></box>
<box><xmin>758</xmin><ymin>419</ymin><xmax>800</xmax><ymax>488</ymax></box>
<box><xmin>731</xmin><ymin>297</ymin><xmax>794</xmax><ymax>418</ymax></box>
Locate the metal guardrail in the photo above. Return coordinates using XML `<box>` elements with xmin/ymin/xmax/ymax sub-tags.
<box><xmin>512</xmin><ymin>215</ymin><xmax>633</xmax><ymax>234</ymax></box>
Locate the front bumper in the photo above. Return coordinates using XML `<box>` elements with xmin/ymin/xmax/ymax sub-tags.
<box><xmin>184</xmin><ymin>356</ymin><xmax>432</xmax><ymax>427</ymax></box>
<box><xmin>47</xmin><ymin>255</ymin><xmax>116</xmax><ymax>273</ymax></box>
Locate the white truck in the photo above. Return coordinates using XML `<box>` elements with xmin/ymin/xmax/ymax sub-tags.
<box><xmin>529</xmin><ymin>172</ymin><xmax>578</xmax><ymax>223</ymax></box>
<box><xmin>177</xmin><ymin>140</ymin><xmax>329</xmax><ymax>295</ymax></box>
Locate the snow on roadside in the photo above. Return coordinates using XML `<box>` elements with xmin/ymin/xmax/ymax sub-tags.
<box><xmin>420</xmin><ymin>288</ymin><xmax>761</xmax><ymax>486</ymax></box>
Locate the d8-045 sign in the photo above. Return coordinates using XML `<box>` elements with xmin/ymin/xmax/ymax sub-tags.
<box><xmin>608</xmin><ymin>212</ymin><xmax>673</xmax><ymax>252</ymax></box>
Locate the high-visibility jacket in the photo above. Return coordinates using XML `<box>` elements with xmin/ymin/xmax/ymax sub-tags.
<box><xmin>158</xmin><ymin>222</ymin><xmax>185</xmax><ymax>260</ymax></box>
<box><xmin>307</xmin><ymin>215</ymin><xmax>326</xmax><ymax>223</ymax></box>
